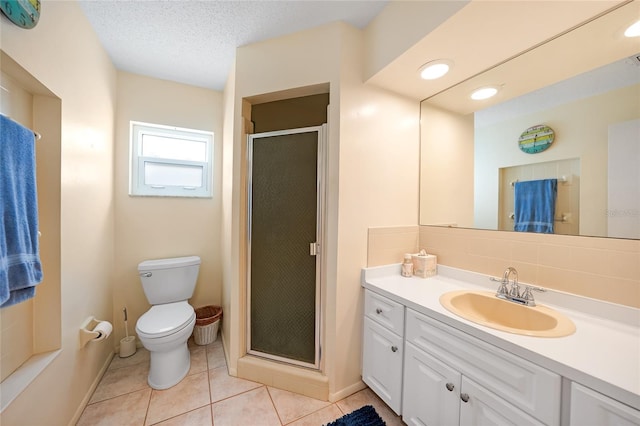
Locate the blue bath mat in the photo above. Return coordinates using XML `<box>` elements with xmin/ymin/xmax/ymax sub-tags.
<box><xmin>325</xmin><ymin>405</ymin><xmax>386</xmax><ymax>426</ymax></box>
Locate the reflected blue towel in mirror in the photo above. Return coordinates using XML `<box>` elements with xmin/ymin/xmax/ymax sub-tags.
<box><xmin>514</xmin><ymin>179</ymin><xmax>557</xmax><ymax>234</ymax></box>
<box><xmin>1</xmin><ymin>115</ymin><xmax>43</xmax><ymax>308</ymax></box>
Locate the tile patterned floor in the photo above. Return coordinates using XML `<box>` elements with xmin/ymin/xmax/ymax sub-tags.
<box><xmin>77</xmin><ymin>338</ymin><xmax>404</xmax><ymax>425</ymax></box>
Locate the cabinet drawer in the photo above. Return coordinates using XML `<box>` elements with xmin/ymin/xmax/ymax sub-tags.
<box><xmin>406</xmin><ymin>308</ymin><xmax>561</xmax><ymax>426</ymax></box>
<box><xmin>364</xmin><ymin>290</ymin><xmax>404</xmax><ymax>336</ymax></box>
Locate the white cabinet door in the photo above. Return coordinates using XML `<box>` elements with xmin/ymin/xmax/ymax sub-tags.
<box><xmin>570</xmin><ymin>383</ymin><xmax>640</xmax><ymax>426</ymax></box>
<box><xmin>362</xmin><ymin>317</ymin><xmax>403</xmax><ymax>414</ymax></box>
<box><xmin>459</xmin><ymin>377</ymin><xmax>545</xmax><ymax>426</ymax></box>
<box><xmin>406</xmin><ymin>308</ymin><xmax>560</xmax><ymax>425</ymax></box>
<box><xmin>403</xmin><ymin>342</ymin><xmax>461</xmax><ymax>426</ymax></box>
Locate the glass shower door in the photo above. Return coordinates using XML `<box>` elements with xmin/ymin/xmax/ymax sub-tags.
<box><xmin>247</xmin><ymin>125</ymin><xmax>324</xmax><ymax>368</ymax></box>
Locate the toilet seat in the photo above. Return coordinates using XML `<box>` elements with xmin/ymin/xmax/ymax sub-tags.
<box><xmin>137</xmin><ymin>301</ymin><xmax>195</xmax><ymax>339</ymax></box>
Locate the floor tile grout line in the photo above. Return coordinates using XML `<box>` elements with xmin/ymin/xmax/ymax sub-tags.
<box><xmin>265</xmin><ymin>385</ymin><xmax>286</xmax><ymax>425</ymax></box>
<box><xmin>281</xmin><ymin>403</ymin><xmax>340</xmax><ymax>426</ymax></box>
<box><xmin>142</xmin><ymin>385</ymin><xmax>152</xmax><ymax>426</ymax></box>
<box><xmin>205</xmin><ymin>342</ymin><xmax>214</xmax><ymax>423</ymax></box>
<box><xmin>146</xmin><ymin>402</ymin><xmax>213</xmax><ymax>426</ymax></box>
<box><xmin>210</xmin><ymin>383</ymin><xmax>266</xmax><ymax>406</ymax></box>
<box><xmin>88</xmin><ymin>383</ymin><xmax>150</xmax><ymax>406</ymax></box>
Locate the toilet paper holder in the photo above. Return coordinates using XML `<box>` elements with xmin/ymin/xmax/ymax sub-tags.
<box><xmin>80</xmin><ymin>316</ymin><xmax>112</xmax><ymax>348</ymax></box>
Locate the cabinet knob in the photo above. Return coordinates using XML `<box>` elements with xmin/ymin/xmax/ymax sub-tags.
<box><xmin>391</xmin><ymin>346</ymin><xmax>398</xmax><ymax>352</ymax></box>
<box><xmin>445</xmin><ymin>383</ymin><xmax>455</xmax><ymax>392</ymax></box>
<box><xmin>375</xmin><ymin>308</ymin><xmax>383</xmax><ymax>314</ymax></box>
<box><xmin>460</xmin><ymin>393</ymin><xmax>470</xmax><ymax>403</ymax></box>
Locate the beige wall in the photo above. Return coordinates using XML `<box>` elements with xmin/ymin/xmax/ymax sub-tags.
<box><xmin>419</xmin><ymin>103</ymin><xmax>474</xmax><ymax>227</ymax></box>
<box><xmin>227</xmin><ymin>21</ymin><xmax>419</xmax><ymax>400</ymax></box>
<box><xmin>0</xmin><ymin>2</ymin><xmax>117</xmax><ymax>424</ymax></box>
<box><xmin>221</xmin><ymin>62</ymin><xmax>237</xmax><ymax>369</ymax></box>
<box><xmin>333</xmin><ymin>24</ymin><xmax>419</xmax><ymax>398</ymax></box>
<box><xmin>363</xmin><ymin>0</ymin><xmax>467</xmax><ymax>81</ymax></box>
<box><xmin>113</xmin><ymin>72</ymin><xmax>223</xmax><ymax>345</ymax></box>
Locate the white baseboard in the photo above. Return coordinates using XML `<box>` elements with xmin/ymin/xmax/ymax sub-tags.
<box><xmin>329</xmin><ymin>380</ymin><xmax>366</xmax><ymax>402</ymax></box>
<box><xmin>68</xmin><ymin>350</ymin><xmax>115</xmax><ymax>426</ymax></box>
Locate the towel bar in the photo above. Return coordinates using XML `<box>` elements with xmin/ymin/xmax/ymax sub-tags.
<box><xmin>510</xmin><ymin>176</ymin><xmax>569</xmax><ymax>187</ymax></box>
<box><xmin>509</xmin><ymin>212</ymin><xmax>570</xmax><ymax>222</ymax></box>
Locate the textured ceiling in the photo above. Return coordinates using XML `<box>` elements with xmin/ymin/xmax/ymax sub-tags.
<box><xmin>78</xmin><ymin>0</ymin><xmax>389</xmax><ymax>91</ymax></box>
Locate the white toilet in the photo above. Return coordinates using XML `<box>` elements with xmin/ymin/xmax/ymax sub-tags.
<box><xmin>135</xmin><ymin>256</ymin><xmax>200</xmax><ymax>389</ymax></box>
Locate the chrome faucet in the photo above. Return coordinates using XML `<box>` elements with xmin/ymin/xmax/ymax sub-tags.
<box><xmin>490</xmin><ymin>267</ymin><xmax>545</xmax><ymax>307</ymax></box>
<box><xmin>503</xmin><ymin>266</ymin><xmax>519</xmax><ymax>298</ymax></box>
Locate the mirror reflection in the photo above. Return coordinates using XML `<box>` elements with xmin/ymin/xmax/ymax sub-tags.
<box><xmin>419</xmin><ymin>2</ymin><xmax>640</xmax><ymax>239</ymax></box>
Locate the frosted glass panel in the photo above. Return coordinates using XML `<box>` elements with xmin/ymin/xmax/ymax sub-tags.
<box><xmin>144</xmin><ymin>162</ymin><xmax>203</xmax><ymax>187</ymax></box>
<box><xmin>249</xmin><ymin>130</ymin><xmax>318</xmax><ymax>365</ymax></box>
<box><xmin>141</xmin><ymin>134</ymin><xmax>206</xmax><ymax>161</ymax></box>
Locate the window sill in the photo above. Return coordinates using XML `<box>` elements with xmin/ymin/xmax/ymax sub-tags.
<box><xmin>0</xmin><ymin>349</ymin><xmax>62</xmax><ymax>412</ymax></box>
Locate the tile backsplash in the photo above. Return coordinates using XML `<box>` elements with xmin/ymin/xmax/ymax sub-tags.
<box><xmin>367</xmin><ymin>226</ymin><xmax>419</xmax><ymax>268</ymax></box>
<box><xmin>367</xmin><ymin>225</ymin><xmax>640</xmax><ymax>308</ymax></box>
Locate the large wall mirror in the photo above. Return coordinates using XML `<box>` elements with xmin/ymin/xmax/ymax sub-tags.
<box><xmin>419</xmin><ymin>1</ymin><xmax>639</xmax><ymax>239</ymax></box>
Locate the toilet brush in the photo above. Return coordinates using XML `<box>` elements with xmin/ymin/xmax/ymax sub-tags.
<box><xmin>119</xmin><ymin>307</ymin><xmax>137</xmax><ymax>358</ymax></box>
<box><xmin>123</xmin><ymin>307</ymin><xmax>129</xmax><ymax>338</ymax></box>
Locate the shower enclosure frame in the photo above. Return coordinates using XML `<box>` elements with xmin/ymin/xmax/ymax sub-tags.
<box><xmin>246</xmin><ymin>124</ymin><xmax>327</xmax><ymax>370</ymax></box>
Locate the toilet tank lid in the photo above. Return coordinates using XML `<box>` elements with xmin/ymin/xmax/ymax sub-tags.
<box><xmin>138</xmin><ymin>256</ymin><xmax>201</xmax><ymax>271</ymax></box>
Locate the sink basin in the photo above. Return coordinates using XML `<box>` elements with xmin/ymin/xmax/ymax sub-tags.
<box><xmin>439</xmin><ymin>290</ymin><xmax>576</xmax><ymax>337</ymax></box>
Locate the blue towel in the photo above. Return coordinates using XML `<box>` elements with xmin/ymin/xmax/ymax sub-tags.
<box><xmin>514</xmin><ymin>178</ymin><xmax>557</xmax><ymax>234</ymax></box>
<box><xmin>1</xmin><ymin>114</ymin><xmax>43</xmax><ymax>308</ymax></box>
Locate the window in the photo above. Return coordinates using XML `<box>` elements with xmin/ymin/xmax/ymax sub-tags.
<box><xmin>130</xmin><ymin>121</ymin><xmax>213</xmax><ymax>197</ymax></box>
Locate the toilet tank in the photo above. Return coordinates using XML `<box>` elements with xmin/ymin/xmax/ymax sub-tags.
<box><xmin>138</xmin><ymin>256</ymin><xmax>200</xmax><ymax>305</ymax></box>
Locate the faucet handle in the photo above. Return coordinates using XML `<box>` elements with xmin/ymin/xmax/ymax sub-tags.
<box><xmin>521</xmin><ymin>286</ymin><xmax>546</xmax><ymax>305</ymax></box>
<box><xmin>490</xmin><ymin>277</ymin><xmax>509</xmax><ymax>296</ymax></box>
<box><xmin>521</xmin><ymin>286</ymin><xmax>534</xmax><ymax>301</ymax></box>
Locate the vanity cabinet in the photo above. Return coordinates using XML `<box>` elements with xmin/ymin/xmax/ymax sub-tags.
<box><xmin>403</xmin><ymin>343</ymin><xmax>547</xmax><ymax>426</ymax></box>
<box><xmin>362</xmin><ymin>266</ymin><xmax>640</xmax><ymax>426</ymax></box>
<box><xmin>362</xmin><ymin>290</ymin><xmax>404</xmax><ymax>414</ymax></box>
<box><xmin>570</xmin><ymin>382</ymin><xmax>640</xmax><ymax>426</ymax></box>
<box><xmin>403</xmin><ymin>308</ymin><xmax>558</xmax><ymax>425</ymax></box>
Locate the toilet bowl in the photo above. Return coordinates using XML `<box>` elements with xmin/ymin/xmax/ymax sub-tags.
<box><xmin>136</xmin><ymin>301</ymin><xmax>196</xmax><ymax>389</ymax></box>
<box><xmin>135</xmin><ymin>256</ymin><xmax>200</xmax><ymax>390</ymax></box>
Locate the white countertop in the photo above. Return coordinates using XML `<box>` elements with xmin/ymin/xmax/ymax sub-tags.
<box><xmin>361</xmin><ymin>264</ymin><xmax>640</xmax><ymax>410</ymax></box>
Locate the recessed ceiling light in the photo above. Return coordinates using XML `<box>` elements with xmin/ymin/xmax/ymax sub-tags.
<box><xmin>419</xmin><ymin>60</ymin><xmax>453</xmax><ymax>80</ymax></box>
<box><xmin>624</xmin><ymin>20</ymin><xmax>640</xmax><ymax>37</ymax></box>
<box><xmin>470</xmin><ymin>86</ymin><xmax>499</xmax><ymax>100</ymax></box>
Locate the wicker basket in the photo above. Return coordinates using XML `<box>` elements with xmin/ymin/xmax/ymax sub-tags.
<box><xmin>193</xmin><ymin>305</ymin><xmax>222</xmax><ymax>345</ymax></box>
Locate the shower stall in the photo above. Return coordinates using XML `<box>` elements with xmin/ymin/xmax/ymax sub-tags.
<box><xmin>246</xmin><ymin>125</ymin><xmax>326</xmax><ymax>369</ymax></box>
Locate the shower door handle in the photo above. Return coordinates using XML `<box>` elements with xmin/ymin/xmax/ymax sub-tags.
<box><xmin>309</xmin><ymin>242</ymin><xmax>319</xmax><ymax>256</ymax></box>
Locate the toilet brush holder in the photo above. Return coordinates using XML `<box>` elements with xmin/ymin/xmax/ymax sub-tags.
<box><xmin>119</xmin><ymin>306</ymin><xmax>136</xmax><ymax>358</ymax></box>
<box><xmin>119</xmin><ymin>336</ymin><xmax>137</xmax><ymax>358</ymax></box>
